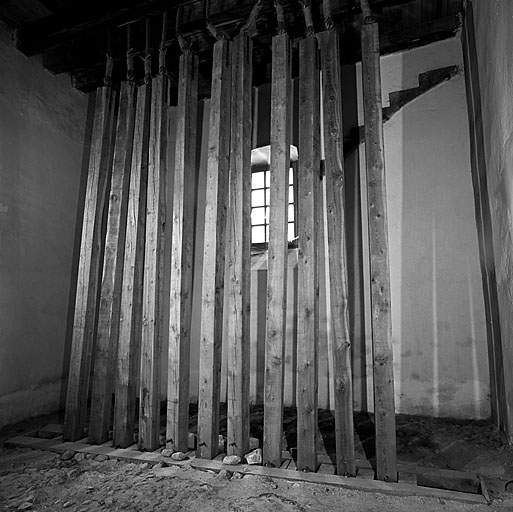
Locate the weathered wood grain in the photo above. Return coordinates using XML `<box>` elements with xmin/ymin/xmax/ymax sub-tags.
<box><xmin>318</xmin><ymin>29</ymin><xmax>356</xmax><ymax>477</ymax></box>
<box><xmin>137</xmin><ymin>73</ymin><xmax>169</xmax><ymax>451</ymax></box>
<box><xmin>89</xmin><ymin>81</ymin><xmax>136</xmax><ymax>445</ymax></box>
<box><xmin>113</xmin><ymin>82</ymin><xmax>150</xmax><ymax>449</ymax></box>
<box><xmin>64</xmin><ymin>85</ymin><xmax>117</xmax><ymax>442</ymax></box>
<box><xmin>361</xmin><ymin>19</ymin><xmax>397</xmax><ymax>482</ymax></box>
<box><xmin>167</xmin><ymin>49</ymin><xmax>199</xmax><ymax>452</ymax></box>
<box><xmin>296</xmin><ymin>35</ymin><xmax>320</xmax><ymax>472</ymax></box>
<box><xmin>226</xmin><ymin>32</ymin><xmax>252</xmax><ymax>458</ymax></box>
<box><xmin>263</xmin><ymin>32</ymin><xmax>291</xmax><ymax>468</ymax></box>
<box><xmin>197</xmin><ymin>38</ymin><xmax>231</xmax><ymax>459</ymax></box>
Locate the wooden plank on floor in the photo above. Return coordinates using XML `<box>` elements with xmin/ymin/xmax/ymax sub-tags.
<box><xmin>296</xmin><ymin>34</ymin><xmax>320</xmax><ymax>473</ymax></box>
<box><xmin>64</xmin><ymin>85</ymin><xmax>117</xmax><ymax>442</ymax></box>
<box><xmin>167</xmin><ymin>48</ymin><xmax>199</xmax><ymax>452</ymax></box>
<box><xmin>38</xmin><ymin>424</ymin><xmax>64</xmax><ymax>436</ymax></box>
<box><xmin>188</xmin><ymin>459</ymin><xmax>486</xmax><ymax>505</ymax></box>
<box><xmin>113</xmin><ymin>82</ymin><xmax>150</xmax><ymax>449</ymax></box>
<box><xmin>318</xmin><ymin>29</ymin><xmax>356</xmax><ymax>477</ymax></box>
<box><xmin>89</xmin><ymin>81</ymin><xmax>136</xmax><ymax>445</ymax></box>
<box><xmin>360</xmin><ymin>18</ymin><xmax>397</xmax><ymax>482</ymax></box>
<box><xmin>7</xmin><ymin>434</ymin><xmax>485</xmax><ymax>504</ymax></box>
<box><xmin>263</xmin><ymin>32</ymin><xmax>291</xmax><ymax>469</ymax></box>
<box><xmin>318</xmin><ymin>463</ymin><xmax>336</xmax><ymax>475</ymax></box>
<box><xmin>226</xmin><ymin>31</ymin><xmax>252</xmax><ymax>458</ymax></box>
<box><xmin>398</xmin><ymin>471</ymin><xmax>418</xmax><ymax>485</ymax></box>
<box><xmin>197</xmin><ymin>38</ymin><xmax>231</xmax><ymax>460</ymax></box>
<box><xmin>138</xmin><ymin>72</ymin><xmax>168</xmax><ymax>452</ymax></box>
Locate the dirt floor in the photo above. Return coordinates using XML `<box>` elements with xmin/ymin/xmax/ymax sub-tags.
<box><xmin>1</xmin><ymin>409</ymin><xmax>513</xmax><ymax>512</ymax></box>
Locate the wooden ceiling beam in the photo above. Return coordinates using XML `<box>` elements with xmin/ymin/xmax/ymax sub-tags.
<box><xmin>14</xmin><ymin>0</ymin><xmax>197</xmax><ymax>56</ymax></box>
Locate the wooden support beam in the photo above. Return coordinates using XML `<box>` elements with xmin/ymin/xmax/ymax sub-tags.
<box><xmin>318</xmin><ymin>29</ymin><xmax>356</xmax><ymax>477</ymax></box>
<box><xmin>226</xmin><ymin>31</ymin><xmax>252</xmax><ymax>458</ymax></box>
<box><xmin>114</xmin><ymin>81</ymin><xmax>150</xmax><ymax>451</ymax></box>
<box><xmin>63</xmin><ymin>86</ymin><xmax>116</xmax><ymax>442</ymax></box>
<box><xmin>135</xmin><ymin>73</ymin><xmax>168</xmax><ymax>451</ymax></box>
<box><xmin>360</xmin><ymin>18</ymin><xmax>397</xmax><ymax>482</ymax></box>
<box><xmin>167</xmin><ymin>49</ymin><xmax>199</xmax><ymax>452</ymax></box>
<box><xmin>263</xmin><ymin>32</ymin><xmax>290</xmax><ymax>468</ymax></box>
<box><xmin>197</xmin><ymin>38</ymin><xmax>231</xmax><ymax>459</ymax></box>
<box><xmin>461</xmin><ymin>4</ymin><xmax>508</xmax><ymax>437</ymax></box>
<box><xmin>89</xmin><ymin>81</ymin><xmax>136</xmax><ymax>445</ymax></box>
<box><xmin>296</xmin><ymin>35</ymin><xmax>320</xmax><ymax>473</ymax></box>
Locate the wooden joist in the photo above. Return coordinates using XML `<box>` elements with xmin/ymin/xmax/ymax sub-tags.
<box><xmin>167</xmin><ymin>48</ymin><xmax>199</xmax><ymax>452</ymax></box>
<box><xmin>263</xmin><ymin>32</ymin><xmax>291</xmax><ymax>468</ymax></box>
<box><xmin>360</xmin><ymin>17</ymin><xmax>397</xmax><ymax>482</ymax></box>
<box><xmin>296</xmin><ymin>35</ymin><xmax>320</xmax><ymax>473</ymax></box>
<box><xmin>63</xmin><ymin>85</ymin><xmax>117</xmax><ymax>442</ymax></box>
<box><xmin>113</xmin><ymin>81</ymin><xmax>150</xmax><ymax>450</ymax></box>
<box><xmin>89</xmin><ymin>81</ymin><xmax>136</xmax><ymax>445</ymax></box>
<box><xmin>197</xmin><ymin>38</ymin><xmax>231</xmax><ymax>460</ymax></box>
<box><xmin>226</xmin><ymin>31</ymin><xmax>252</xmax><ymax>458</ymax></box>
<box><xmin>318</xmin><ymin>29</ymin><xmax>356</xmax><ymax>477</ymax></box>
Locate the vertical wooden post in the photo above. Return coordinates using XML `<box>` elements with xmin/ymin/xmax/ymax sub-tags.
<box><xmin>64</xmin><ymin>85</ymin><xmax>116</xmax><ymax>442</ymax></box>
<box><xmin>89</xmin><ymin>80</ymin><xmax>136</xmax><ymax>445</ymax></box>
<box><xmin>361</xmin><ymin>16</ymin><xmax>398</xmax><ymax>482</ymax></box>
<box><xmin>138</xmin><ymin>72</ymin><xmax>169</xmax><ymax>451</ymax></box>
<box><xmin>318</xmin><ymin>29</ymin><xmax>356</xmax><ymax>476</ymax></box>
<box><xmin>111</xmin><ymin>80</ymin><xmax>150</xmax><ymax>450</ymax></box>
<box><xmin>296</xmin><ymin>35</ymin><xmax>320</xmax><ymax>472</ymax></box>
<box><xmin>226</xmin><ymin>31</ymin><xmax>252</xmax><ymax>458</ymax></box>
<box><xmin>167</xmin><ymin>48</ymin><xmax>199</xmax><ymax>452</ymax></box>
<box><xmin>263</xmin><ymin>32</ymin><xmax>291</xmax><ymax>468</ymax></box>
<box><xmin>197</xmin><ymin>38</ymin><xmax>231</xmax><ymax>459</ymax></box>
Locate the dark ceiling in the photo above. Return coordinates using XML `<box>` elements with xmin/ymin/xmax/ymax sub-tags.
<box><xmin>0</xmin><ymin>0</ymin><xmax>462</xmax><ymax>96</ymax></box>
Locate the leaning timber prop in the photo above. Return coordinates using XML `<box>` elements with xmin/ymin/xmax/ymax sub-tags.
<box><xmin>134</xmin><ymin>17</ymin><xmax>155</xmax><ymax>451</ymax></box>
<box><xmin>89</xmin><ymin>29</ymin><xmax>137</xmax><ymax>446</ymax></box>
<box><xmin>360</xmin><ymin>0</ymin><xmax>398</xmax><ymax>482</ymax></box>
<box><xmin>113</xmin><ymin>25</ymin><xmax>143</xmax><ymax>448</ymax></box>
<box><xmin>225</xmin><ymin>2</ymin><xmax>261</xmax><ymax>459</ymax></box>
<box><xmin>167</xmin><ymin>7</ymin><xmax>199</xmax><ymax>453</ymax></box>
<box><xmin>64</xmin><ymin>44</ymin><xmax>117</xmax><ymax>442</ymax></box>
<box><xmin>317</xmin><ymin>0</ymin><xmax>356</xmax><ymax>477</ymax></box>
<box><xmin>263</xmin><ymin>0</ymin><xmax>291</xmax><ymax>469</ymax></box>
<box><xmin>296</xmin><ymin>0</ymin><xmax>321</xmax><ymax>473</ymax></box>
<box><xmin>197</xmin><ymin>0</ymin><xmax>232</xmax><ymax>460</ymax></box>
<box><xmin>225</xmin><ymin>0</ymin><xmax>262</xmax><ymax>456</ymax></box>
<box><xmin>138</xmin><ymin>12</ymin><xmax>171</xmax><ymax>452</ymax></box>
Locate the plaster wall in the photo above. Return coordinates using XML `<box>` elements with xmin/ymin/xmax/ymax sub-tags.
<box><xmin>0</xmin><ymin>23</ymin><xmax>88</xmax><ymax>427</ymax></box>
<box><xmin>345</xmin><ymin>37</ymin><xmax>489</xmax><ymax>418</ymax></box>
<box><xmin>471</xmin><ymin>0</ymin><xmax>513</xmax><ymax>438</ymax></box>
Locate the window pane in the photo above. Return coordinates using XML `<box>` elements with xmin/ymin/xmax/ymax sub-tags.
<box><xmin>289</xmin><ymin>185</ymin><xmax>294</xmax><ymax>203</ymax></box>
<box><xmin>252</xmin><ymin>171</ymin><xmax>265</xmax><ymax>189</ymax></box>
<box><xmin>288</xmin><ymin>222</ymin><xmax>295</xmax><ymax>241</ymax></box>
<box><xmin>252</xmin><ymin>225</ymin><xmax>266</xmax><ymax>243</ymax></box>
<box><xmin>265</xmin><ymin>188</ymin><xmax>270</xmax><ymax>205</ymax></box>
<box><xmin>288</xmin><ymin>204</ymin><xmax>295</xmax><ymax>222</ymax></box>
<box><xmin>252</xmin><ymin>207</ymin><xmax>266</xmax><ymax>225</ymax></box>
<box><xmin>289</xmin><ymin>167</ymin><xmax>294</xmax><ymax>184</ymax></box>
<box><xmin>252</xmin><ymin>189</ymin><xmax>265</xmax><ymax>207</ymax></box>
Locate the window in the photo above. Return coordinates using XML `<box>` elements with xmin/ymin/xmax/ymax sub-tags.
<box><xmin>250</xmin><ymin>145</ymin><xmax>298</xmax><ymax>246</ymax></box>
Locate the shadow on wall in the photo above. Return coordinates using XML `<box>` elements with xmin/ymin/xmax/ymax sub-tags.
<box><xmin>394</xmin><ymin>50</ymin><xmax>488</xmax><ymax>419</ymax></box>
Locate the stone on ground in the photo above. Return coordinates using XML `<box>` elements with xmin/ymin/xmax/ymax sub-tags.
<box><xmin>244</xmin><ymin>448</ymin><xmax>262</xmax><ymax>465</ymax></box>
